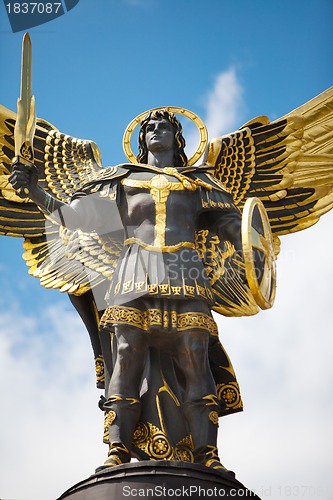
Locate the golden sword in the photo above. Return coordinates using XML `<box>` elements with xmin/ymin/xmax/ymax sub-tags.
<box><xmin>14</xmin><ymin>33</ymin><xmax>36</xmax><ymax>196</ymax></box>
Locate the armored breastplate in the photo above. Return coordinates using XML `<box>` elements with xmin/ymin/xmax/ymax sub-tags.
<box><xmin>121</xmin><ymin>168</ymin><xmax>210</xmax><ymax>252</ymax></box>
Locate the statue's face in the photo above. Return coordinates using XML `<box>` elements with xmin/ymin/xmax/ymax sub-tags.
<box><xmin>145</xmin><ymin>118</ymin><xmax>175</xmax><ymax>154</ymax></box>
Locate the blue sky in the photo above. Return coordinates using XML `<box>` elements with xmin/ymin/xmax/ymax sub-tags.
<box><xmin>0</xmin><ymin>1</ymin><xmax>333</xmax><ymax>499</ymax></box>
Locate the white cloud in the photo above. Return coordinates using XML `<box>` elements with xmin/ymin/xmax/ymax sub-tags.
<box><xmin>0</xmin><ymin>302</ymin><xmax>105</xmax><ymax>500</ymax></box>
<box><xmin>204</xmin><ymin>67</ymin><xmax>245</xmax><ymax>138</ymax></box>
<box><xmin>185</xmin><ymin>67</ymin><xmax>245</xmax><ymax>161</ymax></box>
<box><xmin>216</xmin><ymin>213</ymin><xmax>333</xmax><ymax>498</ymax></box>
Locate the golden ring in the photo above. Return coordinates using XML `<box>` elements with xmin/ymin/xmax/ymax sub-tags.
<box><xmin>241</xmin><ymin>197</ymin><xmax>276</xmax><ymax>310</ymax></box>
<box><xmin>123</xmin><ymin>106</ymin><xmax>208</xmax><ymax>166</ymax></box>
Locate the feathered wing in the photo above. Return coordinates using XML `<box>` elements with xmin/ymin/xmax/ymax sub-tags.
<box><xmin>204</xmin><ymin>87</ymin><xmax>333</xmax><ymax>235</ymax></box>
<box><xmin>0</xmin><ymin>104</ymin><xmax>121</xmax><ymax>296</ymax></box>
<box><xmin>0</xmin><ymin>106</ymin><xmax>46</xmax><ymax>237</ymax></box>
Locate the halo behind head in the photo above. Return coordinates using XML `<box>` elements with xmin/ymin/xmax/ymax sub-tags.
<box><xmin>123</xmin><ymin>106</ymin><xmax>208</xmax><ymax>166</ymax></box>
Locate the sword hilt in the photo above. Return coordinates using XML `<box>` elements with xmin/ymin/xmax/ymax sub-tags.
<box><xmin>12</xmin><ymin>155</ymin><xmax>36</xmax><ymax>197</ymax></box>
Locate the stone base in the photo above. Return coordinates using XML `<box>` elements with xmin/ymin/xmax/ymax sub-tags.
<box><xmin>57</xmin><ymin>460</ymin><xmax>261</xmax><ymax>499</ymax></box>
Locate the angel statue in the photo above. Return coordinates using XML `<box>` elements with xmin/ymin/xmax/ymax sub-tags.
<box><xmin>1</xmin><ymin>35</ymin><xmax>333</xmax><ymax>473</ymax></box>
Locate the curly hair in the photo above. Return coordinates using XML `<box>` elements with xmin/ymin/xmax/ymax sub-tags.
<box><xmin>136</xmin><ymin>109</ymin><xmax>188</xmax><ymax>167</ymax></box>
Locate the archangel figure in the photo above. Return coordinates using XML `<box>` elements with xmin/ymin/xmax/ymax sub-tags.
<box><xmin>1</xmin><ymin>35</ymin><xmax>333</xmax><ymax>472</ymax></box>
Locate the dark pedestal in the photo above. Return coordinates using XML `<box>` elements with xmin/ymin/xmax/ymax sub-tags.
<box><xmin>58</xmin><ymin>460</ymin><xmax>261</xmax><ymax>499</ymax></box>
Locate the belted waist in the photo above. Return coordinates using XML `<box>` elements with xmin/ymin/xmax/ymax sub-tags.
<box><xmin>123</xmin><ymin>237</ymin><xmax>196</xmax><ymax>252</ymax></box>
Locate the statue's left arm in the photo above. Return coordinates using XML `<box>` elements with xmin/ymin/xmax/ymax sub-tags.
<box><xmin>212</xmin><ymin>211</ymin><xmax>242</xmax><ymax>253</ymax></box>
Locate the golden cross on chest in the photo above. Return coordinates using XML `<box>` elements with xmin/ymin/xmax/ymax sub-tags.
<box><xmin>121</xmin><ymin>173</ymin><xmax>187</xmax><ymax>249</ymax></box>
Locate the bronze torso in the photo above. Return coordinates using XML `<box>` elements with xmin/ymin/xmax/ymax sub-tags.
<box><xmin>75</xmin><ymin>165</ymin><xmax>241</xmax><ymax>306</ymax></box>
<box><xmin>110</xmin><ymin>169</ymin><xmax>215</xmax><ymax>305</ymax></box>
<box><xmin>120</xmin><ymin>171</ymin><xmax>199</xmax><ymax>250</ymax></box>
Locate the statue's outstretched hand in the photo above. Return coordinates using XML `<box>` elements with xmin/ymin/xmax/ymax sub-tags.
<box><xmin>9</xmin><ymin>158</ymin><xmax>38</xmax><ymax>198</ymax></box>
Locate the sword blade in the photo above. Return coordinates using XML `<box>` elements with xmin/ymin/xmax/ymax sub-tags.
<box><xmin>14</xmin><ymin>32</ymin><xmax>36</xmax><ymax>161</ymax></box>
<box><xmin>20</xmin><ymin>32</ymin><xmax>32</xmax><ymax>123</ymax></box>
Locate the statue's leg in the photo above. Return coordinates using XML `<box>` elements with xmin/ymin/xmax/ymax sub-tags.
<box><xmin>101</xmin><ymin>325</ymin><xmax>147</xmax><ymax>467</ymax></box>
<box><xmin>175</xmin><ymin>329</ymin><xmax>225</xmax><ymax>470</ymax></box>
<box><xmin>68</xmin><ymin>290</ymin><xmax>105</xmax><ymax>388</ymax></box>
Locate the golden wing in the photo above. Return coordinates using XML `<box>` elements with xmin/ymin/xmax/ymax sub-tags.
<box><xmin>0</xmin><ymin>104</ymin><xmax>113</xmax><ymax>295</ymax></box>
<box><xmin>0</xmin><ymin>105</ymin><xmax>45</xmax><ymax>237</ymax></box>
<box><xmin>0</xmin><ymin>103</ymin><xmax>103</xmax><ymax>230</ymax></box>
<box><xmin>204</xmin><ymin>87</ymin><xmax>333</xmax><ymax>235</ymax></box>
<box><xmin>0</xmin><ymin>104</ymin><xmax>123</xmax><ymax>388</ymax></box>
